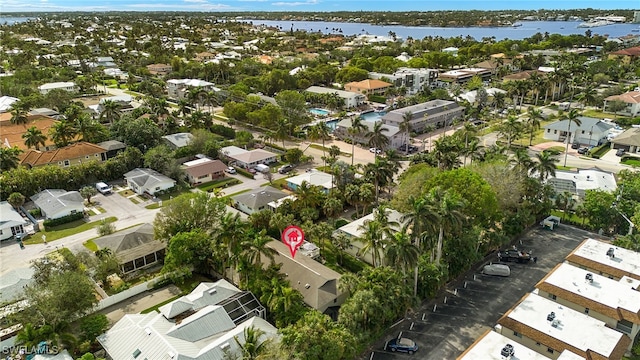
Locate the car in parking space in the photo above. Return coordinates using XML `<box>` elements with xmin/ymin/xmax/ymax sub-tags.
<box><xmin>577</xmin><ymin>147</ymin><xmax>589</xmax><ymax>155</ymax></box>
<box><xmin>385</xmin><ymin>337</ymin><xmax>418</xmax><ymax>354</ymax></box>
<box><xmin>616</xmin><ymin>148</ymin><xmax>626</xmax><ymax>157</ymax></box>
<box><xmin>498</xmin><ymin>248</ymin><xmax>532</xmax><ymax>263</ymax></box>
<box><xmin>571</xmin><ymin>142</ymin><xmax>580</xmax><ymax>149</ymax></box>
<box><xmin>278</xmin><ymin>164</ymin><xmax>294</xmax><ymax>174</ymax></box>
<box><xmin>369</xmin><ymin>147</ymin><xmax>382</xmax><ymax>154</ymax></box>
<box><xmin>399</xmin><ymin>144</ymin><xmax>418</xmax><ymax>153</ymax></box>
<box><xmin>482</xmin><ymin>264</ymin><xmax>511</xmax><ymax>277</ymax></box>
<box><xmin>226</xmin><ymin>167</ymin><xmax>237</xmax><ymax>174</ymax></box>
<box><xmin>96</xmin><ymin>182</ymin><xmax>112</xmax><ymax>195</ymax></box>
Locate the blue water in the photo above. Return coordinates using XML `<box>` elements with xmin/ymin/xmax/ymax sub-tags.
<box><xmin>247</xmin><ymin>19</ymin><xmax>640</xmax><ymax>40</ymax></box>
<box><xmin>310</xmin><ymin>108</ymin><xmax>330</xmax><ymax>116</ymax></box>
<box><xmin>326</xmin><ymin>119</ymin><xmax>339</xmax><ymax>130</ymax></box>
<box><xmin>0</xmin><ymin>17</ymin><xmax>32</xmax><ymax>25</ymax></box>
<box><xmin>361</xmin><ymin>111</ymin><xmax>386</xmax><ymax>122</ymax></box>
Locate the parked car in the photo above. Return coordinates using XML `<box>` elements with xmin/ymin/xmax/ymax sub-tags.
<box><xmin>279</xmin><ymin>164</ymin><xmax>294</xmax><ymax>174</ymax></box>
<box><xmin>385</xmin><ymin>337</ymin><xmax>418</xmax><ymax>354</ymax></box>
<box><xmin>226</xmin><ymin>167</ymin><xmax>237</xmax><ymax>174</ymax></box>
<box><xmin>95</xmin><ymin>182</ymin><xmax>112</xmax><ymax>195</ymax></box>
<box><xmin>616</xmin><ymin>148</ymin><xmax>626</xmax><ymax>157</ymax></box>
<box><xmin>399</xmin><ymin>144</ymin><xmax>418</xmax><ymax>153</ymax></box>
<box><xmin>498</xmin><ymin>248</ymin><xmax>532</xmax><ymax>263</ymax></box>
<box><xmin>571</xmin><ymin>142</ymin><xmax>580</xmax><ymax>149</ymax></box>
<box><xmin>482</xmin><ymin>264</ymin><xmax>511</xmax><ymax>277</ymax></box>
<box><xmin>369</xmin><ymin>147</ymin><xmax>382</xmax><ymax>154</ymax></box>
<box><xmin>577</xmin><ymin>147</ymin><xmax>589</xmax><ymax>155</ymax></box>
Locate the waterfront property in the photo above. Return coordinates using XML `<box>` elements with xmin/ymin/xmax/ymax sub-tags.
<box><xmin>542</xmin><ymin>117</ymin><xmax>613</xmax><ymax>146</ymax></box>
<box><xmin>93</xmin><ymin>223</ymin><xmax>166</xmax><ymax>274</ymax></box>
<box><xmin>30</xmin><ymin>189</ymin><xmax>84</xmax><ymax>220</ymax></box>
<box><xmin>565</xmin><ymin>238</ymin><xmax>640</xmax><ymax>281</ymax></box>
<box><xmin>381</xmin><ymin>99</ymin><xmax>464</xmax><ymax>133</ymax></box>
<box><xmin>546</xmin><ymin>167</ymin><xmax>617</xmax><ymax>199</ymax></box>
<box><xmin>305</xmin><ymin>86</ymin><xmax>366</xmax><ymax>109</ymax></box>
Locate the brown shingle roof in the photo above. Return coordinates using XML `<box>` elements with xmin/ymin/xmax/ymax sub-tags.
<box><xmin>611</xmin><ymin>46</ymin><xmax>640</xmax><ymax>57</ymax></box>
<box><xmin>20</xmin><ymin>141</ymin><xmax>106</xmax><ymax>167</ymax></box>
<box><xmin>182</xmin><ymin>159</ymin><xmax>227</xmax><ymax>178</ymax></box>
<box><xmin>345</xmin><ymin>79</ymin><xmax>392</xmax><ymax>90</ymax></box>
<box><xmin>0</xmin><ymin>115</ymin><xmax>57</xmax><ymax>150</ymax></box>
<box><xmin>605</xmin><ymin>91</ymin><xmax>640</xmax><ymax>104</ymax></box>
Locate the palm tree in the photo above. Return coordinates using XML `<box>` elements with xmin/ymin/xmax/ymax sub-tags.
<box><xmin>348</xmin><ymin>116</ymin><xmax>367</xmax><ymax>166</ymax></box>
<box><xmin>358</xmin><ymin>219</ymin><xmax>386</xmax><ymax>267</ymax></box>
<box><xmin>0</xmin><ymin>146</ymin><xmax>23</xmax><ymax>171</ymax></box>
<box><xmin>525</xmin><ymin>107</ymin><xmax>543</xmax><ymax>146</ymax></box>
<box><xmin>217</xmin><ymin>213</ymin><xmax>246</xmax><ymax>282</ymax></box>
<box><xmin>233</xmin><ymin>326</ymin><xmax>271</xmax><ymax>360</ymax></box>
<box><xmin>426</xmin><ymin>187</ymin><xmax>466</xmax><ymax>266</ymax></box>
<box><xmin>510</xmin><ymin>148</ymin><xmax>533</xmax><ymax>175</ymax></box>
<box><xmin>399</xmin><ymin>111</ymin><xmax>412</xmax><ymax>150</ymax></box>
<box><xmin>385</xmin><ymin>226</ymin><xmax>419</xmax><ymax>276</ymax></box>
<box><xmin>576</xmin><ymin>85</ymin><xmax>597</xmax><ymax>108</ymax></box>
<box><xmin>401</xmin><ymin>196</ymin><xmax>438</xmax><ymax>296</ymax></box>
<box><xmin>563</xmin><ymin>109</ymin><xmax>582</xmax><ymax>167</ymax></box>
<box><xmin>22</xmin><ymin>126</ymin><xmax>47</xmax><ymax>150</ymax></box>
<box><xmin>177</xmin><ymin>99</ymin><xmax>191</xmax><ymax>116</ymax></box>
<box><xmin>294</xmin><ymin>181</ymin><xmax>325</xmax><ymax>210</ymax></box>
<box><xmin>241</xmin><ymin>230</ymin><xmax>277</xmax><ymax>267</ymax></box>
<box><xmin>498</xmin><ymin>115</ymin><xmax>522</xmax><ymax>149</ymax></box>
<box><xmin>274</xmin><ymin>118</ymin><xmax>291</xmax><ymax>148</ymax></box>
<box><xmin>363</xmin><ymin>159</ymin><xmax>394</xmax><ymax>204</ymax></box>
<box><xmin>308</xmin><ymin>122</ymin><xmax>330</xmax><ymax>167</ymax></box>
<box><xmin>49</xmin><ymin>120</ymin><xmax>77</xmax><ymax>147</ymax></box>
<box><xmin>532</xmin><ymin>151</ymin><xmax>558</xmax><ymax>181</ymax></box>
<box><xmin>75</xmin><ymin>114</ymin><xmax>104</xmax><ymax>143</ymax></box>
<box><xmin>10</xmin><ymin>100</ymin><xmax>30</xmax><ymax>124</ymax></box>
<box><xmin>366</xmin><ymin>121</ymin><xmax>389</xmax><ymax>159</ymax></box>
<box><xmin>99</xmin><ymin>100</ymin><xmax>122</xmax><ymax>125</ymax></box>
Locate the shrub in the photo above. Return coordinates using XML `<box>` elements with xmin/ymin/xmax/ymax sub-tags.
<box><xmin>43</xmin><ymin>212</ymin><xmax>85</xmax><ymax>229</ymax></box>
<box><xmin>235</xmin><ymin>167</ymin><xmax>255</xmax><ymax>179</ymax></box>
<box><xmin>210</xmin><ymin>124</ymin><xmax>235</xmax><ymax>139</ymax></box>
<box><xmin>264</xmin><ymin>143</ymin><xmax>286</xmax><ymax>152</ymax></box>
<box><xmin>367</xmin><ymin>94</ymin><xmax>386</xmax><ymax>103</ymax></box>
<box><xmin>589</xmin><ymin>142</ymin><xmax>610</xmax><ymax>159</ymax></box>
<box><xmin>29</xmin><ymin>208</ymin><xmax>41</xmax><ymax>217</ymax></box>
<box><xmin>97</xmin><ymin>219</ymin><xmax>116</xmax><ymax>236</ymax></box>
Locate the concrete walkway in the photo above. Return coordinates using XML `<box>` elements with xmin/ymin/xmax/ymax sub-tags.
<box><xmin>100</xmin><ymin>284</ymin><xmax>182</xmax><ymax>324</ymax></box>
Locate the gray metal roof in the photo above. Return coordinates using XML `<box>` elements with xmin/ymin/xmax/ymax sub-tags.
<box><xmin>166</xmin><ymin>305</ymin><xmax>235</xmax><ymax>342</ymax></box>
<box><xmin>162</xmin><ymin>132</ymin><xmax>194</xmax><ymax>148</ymax></box>
<box><xmin>543</xmin><ymin>117</ymin><xmax>614</xmax><ymax>133</ymax></box>
<box><xmin>124</xmin><ymin>168</ymin><xmax>176</xmax><ymax>190</ymax></box>
<box><xmin>97</xmin><ymin>140</ymin><xmax>126</xmax><ymax>151</ymax></box>
<box><xmin>382</xmin><ymin>99</ymin><xmax>461</xmax><ymax>123</ymax></box>
<box><xmin>93</xmin><ymin>223</ymin><xmax>166</xmax><ymax>264</ymax></box>
<box><xmin>232</xmin><ymin>186</ymin><xmax>288</xmax><ymax>209</ymax></box>
<box><xmin>0</xmin><ymin>267</ymin><xmax>34</xmax><ymax>304</ymax></box>
<box><xmin>30</xmin><ymin>189</ymin><xmax>84</xmax><ymax>217</ymax></box>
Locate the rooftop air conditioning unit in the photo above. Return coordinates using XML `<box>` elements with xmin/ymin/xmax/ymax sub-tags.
<box><xmin>500</xmin><ymin>344</ymin><xmax>515</xmax><ymax>357</ymax></box>
<box><xmin>585</xmin><ymin>273</ymin><xmax>594</xmax><ymax>283</ymax></box>
<box><xmin>547</xmin><ymin>312</ymin><xmax>556</xmax><ymax>321</ymax></box>
<box><xmin>606</xmin><ymin>247</ymin><xmax>615</xmax><ymax>258</ymax></box>
<box><xmin>551</xmin><ymin>319</ymin><xmax>559</xmax><ymax>328</ymax></box>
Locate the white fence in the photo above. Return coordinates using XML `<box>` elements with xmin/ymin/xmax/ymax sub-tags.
<box><xmin>94</xmin><ymin>275</ymin><xmax>167</xmax><ymax>312</ymax></box>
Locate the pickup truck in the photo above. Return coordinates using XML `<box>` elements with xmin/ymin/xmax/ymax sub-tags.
<box><xmin>497</xmin><ymin>249</ymin><xmax>532</xmax><ymax>263</ymax></box>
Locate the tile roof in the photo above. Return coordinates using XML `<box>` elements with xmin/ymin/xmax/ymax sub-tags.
<box><xmin>20</xmin><ymin>142</ymin><xmax>106</xmax><ymax>167</ymax></box>
<box><xmin>0</xmin><ymin>115</ymin><xmax>57</xmax><ymax>150</ymax></box>
<box><xmin>345</xmin><ymin>79</ymin><xmax>392</xmax><ymax>90</ymax></box>
<box><xmin>611</xmin><ymin>46</ymin><xmax>640</xmax><ymax>56</ymax></box>
<box><xmin>605</xmin><ymin>91</ymin><xmax>640</xmax><ymax>104</ymax></box>
<box><xmin>182</xmin><ymin>158</ymin><xmax>227</xmax><ymax>178</ymax></box>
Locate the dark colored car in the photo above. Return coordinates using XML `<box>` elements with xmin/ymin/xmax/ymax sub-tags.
<box><xmin>616</xmin><ymin>148</ymin><xmax>626</xmax><ymax>157</ymax></box>
<box><xmin>571</xmin><ymin>142</ymin><xmax>580</xmax><ymax>149</ymax></box>
<box><xmin>279</xmin><ymin>164</ymin><xmax>294</xmax><ymax>174</ymax></box>
<box><xmin>498</xmin><ymin>249</ymin><xmax>532</xmax><ymax>263</ymax></box>
<box><xmin>577</xmin><ymin>147</ymin><xmax>589</xmax><ymax>155</ymax></box>
<box><xmin>385</xmin><ymin>338</ymin><xmax>418</xmax><ymax>355</ymax></box>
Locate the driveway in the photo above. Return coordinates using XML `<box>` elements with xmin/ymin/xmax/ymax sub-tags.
<box><xmin>361</xmin><ymin>225</ymin><xmax>604</xmax><ymax>360</ymax></box>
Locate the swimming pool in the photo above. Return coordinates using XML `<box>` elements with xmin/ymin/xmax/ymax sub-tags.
<box><xmin>309</xmin><ymin>108</ymin><xmax>330</xmax><ymax>116</ymax></box>
<box><xmin>360</xmin><ymin>111</ymin><xmax>386</xmax><ymax>122</ymax></box>
<box><xmin>326</xmin><ymin>119</ymin><xmax>339</xmax><ymax>130</ymax></box>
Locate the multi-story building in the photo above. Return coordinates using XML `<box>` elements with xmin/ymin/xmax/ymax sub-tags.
<box><xmin>37</xmin><ymin>81</ymin><xmax>78</xmax><ymax>95</ymax></box>
<box><xmin>305</xmin><ymin>86</ymin><xmax>366</xmax><ymax>109</ymax></box>
<box><xmin>565</xmin><ymin>238</ymin><xmax>640</xmax><ymax>281</ymax></box>
<box><xmin>381</xmin><ymin>99</ymin><xmax>464</xmax><ymax>133</ymax></box>
<box><xmin>20</xmin><ymin>142</ymin><xmax>107</xmax><ymax>168</ymax></box>
<box><xmin>344</xmin><ymin>79</ymin><xmax>392</xmax><ymax>96</ymax></box>
<box><xmin>166</xmin><ymin>78</ymin><xmax>219</xmax><ymax>100</ymax></box>
<box><xmin>369</xmin><ymin>67</ymin><xmax>439</xmax><ymax>95</ymax></box>
<box><xmin>436</xmin><ymin>68</ymin><xmax>492</xmax><ymax>87</ymax></box>
<box><xmin>146</xmin><ymin>63</ymin><xmax>173</xmax><ymax>76</ymax></box>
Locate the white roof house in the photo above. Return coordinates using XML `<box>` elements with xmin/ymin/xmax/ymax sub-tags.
<box><xmin>566</xmin><ymin>238</ymin><xmax>640</xmax><ymax>281</ymax></box>
<box><xmin>543</xmin><ymin>117</ymin><xmax>614</xmax><ymax>146</ymax></box>
<box><xmin>98</xmin><ymin>280</ymin><xmax>277</xmax><ymax>360</ymax></box>
<box><xmin>286</xmin><ymin>170</ymin><xmax>334</xmax><ymax>194</ymax></box>
<box><xmin>497</xmin><ymin>293</ymin><xmax>631</xmax><ymax>359</ymax></box>
<box><xmin>232</xmin><ymin>186</ymin><xmax>288</xmax><ymax>215</ymax></box>
<box><xmin>0</xmin><ymin>95</ymin><xmax>18</xmax><ymax>113</ymax></box>
<box><xmin>220</xmin><ymin>146</ymin><xmax>278</xmax><ymax>169</ymax></box>
<box><xmin>547</xmin><ymin>167</ymin><xmax>616</xmax><ymax>198</ymax></box>
<box><xmin>305</xmin><ymin>86</ymin><xmax>366</xmax><ymax>108</ymax></box>
<box><xmin>37</xmin><ymin>81</ymin><xmax>77</xmax><ymax>95</ymax></box>
<box><xmin>0</xmin><ymin>201</ymin><xmax>28</xmax><ymax>241</ymax></box>
<box><xmin>30</xmin><ymin>189</ymin><xmax>84</xmax><ymax>220</ymax></box>
<box><xmin>162</xmin><ymin>132</ymin><xmax>193</xmax><ymax>149</ymax></box>
<box><xmin>0</xmin><ymin>267</ymin><xmax>34</xmax><ymax>304</ymax></box>
<box><xmin>124</xmin><ymin>168</ymin><xmax>176</xmax><ymax>196</ymax></box>
<box><xmin>457</xmin><ymin>329</ymin><xmax>564</xmax><ymax>360</ymax></box>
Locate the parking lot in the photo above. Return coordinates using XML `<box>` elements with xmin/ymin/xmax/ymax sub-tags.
<box><xmin>362</xmin><ymin>225</ymin><xmax>602</xmax><ymax>360</ymax></box>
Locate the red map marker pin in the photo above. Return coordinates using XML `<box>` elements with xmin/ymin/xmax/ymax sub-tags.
<box><xmin>282</xmin><ymin>225</ymin><xmax>304</xmax><ymax>258</ymax></box>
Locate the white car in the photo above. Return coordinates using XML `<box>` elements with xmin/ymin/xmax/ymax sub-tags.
<box><xmin>369</xmin><ymin>147</ymin><xmax>382</xmax><ymax>154</ymax></box>
<box><xmin>96</xmin><ymin>182</ymin><xmax>112</xmax><ymax>195</ymax></box>
<box><xmin>226</xmin><ymin>167</ymin><xmax>237</xmax><ymax>174</ymax></box>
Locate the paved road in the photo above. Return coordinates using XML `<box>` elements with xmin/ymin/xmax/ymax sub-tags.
<box><xmin>361</xmin><ymin>225</ymin><xmax>604</xmax><ymax>360</ymax></box>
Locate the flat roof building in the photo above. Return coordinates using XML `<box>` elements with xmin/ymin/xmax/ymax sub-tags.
<box><xmin>382</xmin><ymin>99</ymin><xmax>464</xmax><ymax>133</ymax></box>
<box><xmin>565</xmin><ymin>238</ymin><xmax>640</xmax><ymax>281</ymax></box>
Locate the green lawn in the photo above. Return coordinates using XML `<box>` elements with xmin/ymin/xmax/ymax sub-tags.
<box><xmin>130</xmin><ymin>197</ymin><xmax>141</xmax><ymax>204</ymax></box>
<box><xmin>25</xmin><ymin>216</ymin><xmax>117</xmax><ymax>244</ymax></box>
<box><xmin>140</xmin><ymin>294</ymin><xmax>183</xmax><ymax>314</ymax></box>
<box><xmin>550</xmin><ymin>210</ymin><xmax>588</xmax><ymax>226</ymax></box>
<box><xmin>269</xmin><ymin>178</ymin><xmax>290</xmax><ymax>190</ymax></box>
<box><xmin>583</xmin><ymin>109</ymin><xmax>615</xmax><ymax>120</ymax></box>
<box><xmin>84</xmin><ymin>240</ymin><xmax>98</xmax><ymax>251</ymax></box>
<box><xmin>118</xmin><ymin>189</ymin><xmax>135</xmax><ymax>197</ymax></box>
<box><xmin>196</xmin><ymin>178</ymin><xmax>241</xmax><ymax>192</ymax></box>
<box><xmin>555</xmin><ymin>165</ymin><xmax>574</xmax><ymax>170</ymax></box>
<box><xmin>621</xmin><ymin>157</ymin><xmax>640</xmax><ymax>167</ymax></box>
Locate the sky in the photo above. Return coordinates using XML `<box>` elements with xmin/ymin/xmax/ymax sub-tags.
<box><xmin>1</xmin><ymin>0</ymin><xmax>638</xmax><ymax>13</ymax></box>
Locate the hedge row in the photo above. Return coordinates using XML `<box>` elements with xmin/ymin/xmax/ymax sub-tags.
<box><xmin>43</xmin><ymin>212</ymin><xmax>85</xmax><ymax>229</ymax></box>
<box><xmin>235</xmin><ymin>167</ymin><xmax>255</xmax><ymax>179</ymax></box>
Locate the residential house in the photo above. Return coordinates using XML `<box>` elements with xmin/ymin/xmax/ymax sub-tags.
<box><xmin>502</xmin><ymin>70</ymin><xmax>545</xmax><ymax>82</ymax></box>
<box><xmin>162</xmin><ymin>132</ymin><xmax>193</xmax><ymax>149</ymax></box>
<box><xmin>305</xmin><ymin>86</ymin><xmax>366</xmax><ymax>109</ymax></box>
<box><xmin>166</xmin><ymin>78</ymin><xmax>219</xmax><ymax>100</ymax></box>
<box><xmin>457</xmin><ymin>88</ymin><xmax>507</xmax><ymax>104</ymax></box>
<box><xmin>146</xmin><ymin>63</ymin><xmax>172</xmax><ymax>76</ymax></box>
<box><xmin>20</xmin><ymin>142</ymin><xmax>107</xmax><ymax>168</ymax></box>
<box><xmin>263</xmin><ymin>240</ymin><xmax>346</xmax><ymax>316</ymax></box>
<box><xmin>97</xmin><ymin>95</ymin><xmax>134</xmax><ymax>116</ymax></box>
<box><xmin>604</xmin><ymin>91</ymin><xmax>640</xmax><ymax>117</ymax></box>
<box><xmin>232</xmin><ymin>186</ymin><xmax>288</xmax><ymax>215</ymax></box>
<box><xmin>611</xmin><ymin>127</ymin><xmax>640</xmax><ymax>153</ymax></box>
<box><xmin>457</xmin><ymin>329</ymin><xmax>582</xmax><ymax>360</ymax></box>
<box><xmin>220</xmin><ymin>146</ymin><xmax>278</xmax><ymax>169</ymax></box>
<box><xmin>30</xmin><ymin>189</ymin><xmax>84</xmax><ymax>220</ymax></box>
<box><xmin>474</xmin><ymin>58</ymin><xmax>515</xmax><ymax>75</ymax></box>
<box><xmin>536</xmin><ymin>263</ymin><xmax>640</xmax><ymax>348</ymax></box>
<box><xmin>547</xmin><ymin>167</ymin><xmax>617</xmax><ymax>199</ymax></box>
<box><xmin>29</xmin><ymin>108</ymin><xmax>65</xmax><ymax>120</ymax></box>
<box><xmin>0</xmin><ymin>201</ymin><xmax>28</xmax><ymax>241</ymax></box>
<box><xmin>496</xmin><ymin>293</ymin><xmax>631</xmax><ymax>360</ymax></box>
<box><xmin>0</xmin><ymin>114</ymin><xmax>57</xmax><ymax>151</ymax></box>
<box><xmin>608</xmin><ymin>46</ymin><xmax>640</xmax><ymax>64</ymax></box>
<box><xmin>334</xmin><ymin>118</ymin><xmax>403</xmax><ymax>149</ymax></box>
<box><xmin>93</xmin><ymin>223</ymin><xmax>166</xmax><ymax>274</ymax></box>
<box><xmin>442</xmin><ymin>47</ymin><xmax>459</xmax><ymax>56</ymax></box>
<box><xmin>565</xmin><ymin>238</ymin><xmax>640</xmax><ymax>281</ymax></box>
<box><xmin>542</xmin><ymin>117</ymin><xmax>613</xmax><ymax>146</ymax></box>
<box><xmin>333</xmin><ymin>208</ymin><xmax>405</xmax><ymax>266</ymax></box>
<box><xmin>92</xmin><ymin>56</ymin><xmax>117</xmax><ymax>68</ymax></box>
<box><xmin>98</xmin><ymin>280</ymin><xmax>277</xmax><ymax>360</ymax></box>
<box><xmin>0</xmin><ymin>267</ymin><xmax>34</xmax><ymax>304</ymax></box>
<box><xmin>0</xmin><ymin>96</ymin><xmax>18</xmax><ymax>113</ymax></box>
<box><xmin>286</xmin><ymin>170</ymin><xmax>334</xmax><ymax>194</ymax></box>
<box><xmin>344</xmin><ymin>79</ymin><xmax>392</xmax><ymax>96</ymax></box>
<box><xmin>37</xmin><ymin>81</ymin><xmax>78</xmax><ymax>95</ymax></box>
<box><xmin>436</xmin><ymin>68</ymin><xmax>491</xmax><ymax>86</ymax></box>
<box><xmin>124</xmin><ymin>168</ymin><xmax>176</xmax><ymax>196</ymax></box>
<box><xmin>369</xmin><ymin>67</ymin><xmax>439</xmax><ymax>95</ymax></box>
<box><xmin>382</xmin><ymin>99</ymin><xmax>464</xmax><ymax>133</ymax></box>
<box><xmin>194</xmin><ymin>51</ymin><xmax>216</xmax><ymax>62</ymax></box>
<box><xmin>182</xmin><ymin>158</ymin><xmax>227</xmax><ymax>186</ymax></box>
<box><xmin>96</xmin><ymin>140</ymin><xmax>126</xmax><ymax>159</ymax></box>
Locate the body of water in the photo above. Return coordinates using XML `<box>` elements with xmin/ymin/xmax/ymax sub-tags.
<box><xmin>309</xmin><ymin>108</ymin><xmax>330</xmax><ymax>116</ymax></box>
<box><xmin>361</xmin><ymin>111</ymin><xmax>386</xmax><ymax>122</ymax></box>
<box><xmin>0</xmin><ymin>17</ymin><xmax>32</xmax><ymax>25</ymax></box>
<box><xmin>247</xmin><ymin>19</ymin><xmax>640</xmax><ymax>40</ymax></box>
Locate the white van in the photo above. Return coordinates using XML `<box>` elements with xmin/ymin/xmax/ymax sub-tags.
<box><xmin>255</xmin><ymin>164</ymin><xmax>270</xmax><ymax>174</ymax></box>
<box><xmin>96</xmin><ymin>182</ymin><xmax>112</xmax><ymax>195</ymax></box>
